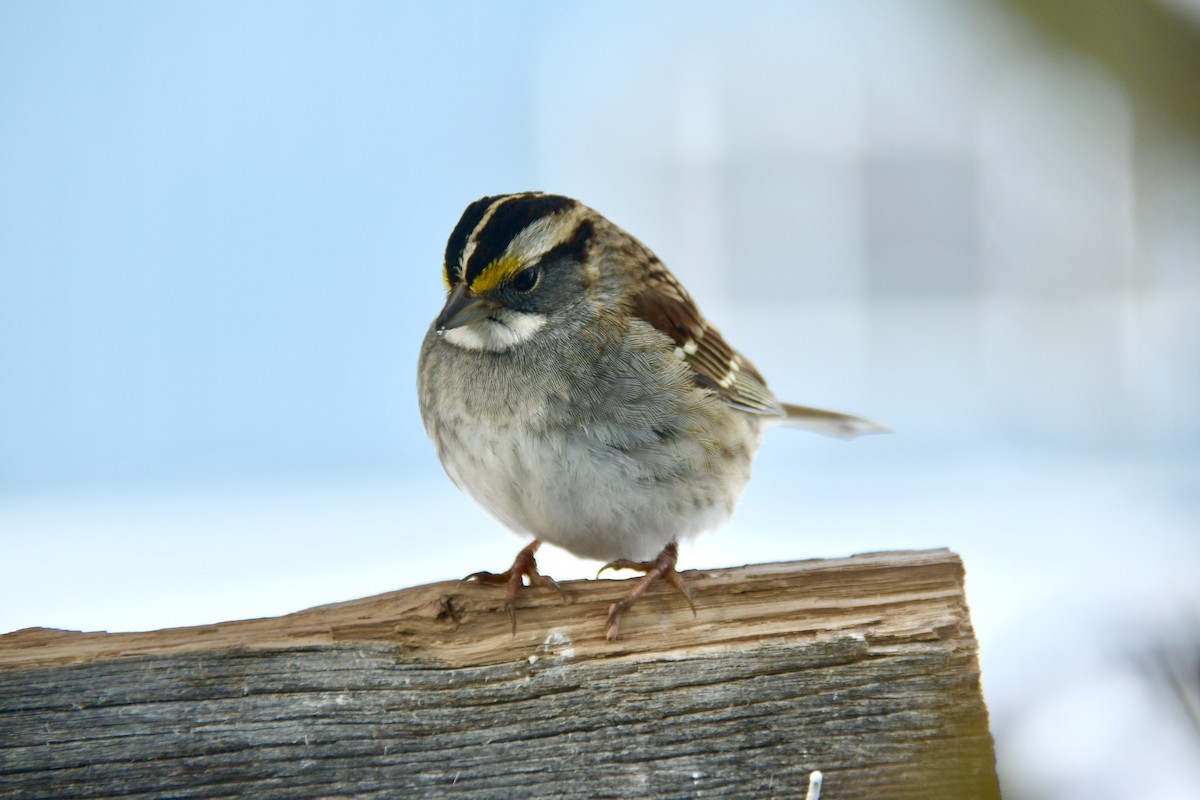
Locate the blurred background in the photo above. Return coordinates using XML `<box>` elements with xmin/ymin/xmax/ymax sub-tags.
<box><xmin>2</xmin><ymin>0</ymin><xmax>1198</xmax><ymax>796</ymax></box>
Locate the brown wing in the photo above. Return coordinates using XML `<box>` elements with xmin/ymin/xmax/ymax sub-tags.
<box><xmin>631</xmin><ymin>258</ymin><xmax>782</xmax><ymax>416</ymax></box>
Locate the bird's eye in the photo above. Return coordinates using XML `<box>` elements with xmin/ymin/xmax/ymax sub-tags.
<box><xmin>511</xmin><ymin>267</ymin><xmax>539</xmax><ymax>293</ymax></box>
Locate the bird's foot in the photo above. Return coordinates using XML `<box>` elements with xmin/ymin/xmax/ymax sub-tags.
<box><xmin>463</xmin><ymin>540</ymin><xmax>565</xmax><ymax>634</ymax></box>
<box><xmin>597</xmin><ymin>541</ymin><xmax>695</xmax><ymax>641</ymax></box>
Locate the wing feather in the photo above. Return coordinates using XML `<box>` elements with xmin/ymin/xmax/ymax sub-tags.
<box><xmin>631</xmin><ymin>258</ymin><xmax>783</xmax><ymax>416</ymax></box>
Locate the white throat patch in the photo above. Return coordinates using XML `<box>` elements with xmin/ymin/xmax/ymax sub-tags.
<box><xmin>441</xmin><ymin>310</ymin><xmax>547</xmax><ymax>352</ymax></box>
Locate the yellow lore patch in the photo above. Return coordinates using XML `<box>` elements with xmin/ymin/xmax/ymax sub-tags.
<box><xmin>469</xmin><ymin>255</ymin><xmax>525</xmax><ymax>294</ymax></box>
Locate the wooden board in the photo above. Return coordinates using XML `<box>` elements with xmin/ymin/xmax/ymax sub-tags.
<box><xmin>0</xmin><ymin>549</ymin><xmax>1000</xmax><ymax>799</ymax></box>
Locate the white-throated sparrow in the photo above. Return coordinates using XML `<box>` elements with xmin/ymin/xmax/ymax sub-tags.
<box><xmin>418</xmin><ymin>193</ymin><xmax>885</xmax><ymax>639</ymax></box>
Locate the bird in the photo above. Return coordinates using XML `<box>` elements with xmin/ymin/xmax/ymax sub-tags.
<box><xmin>417</xmin><ymin>192</ymin><xmax>886</xmax><ymax>640</ymax></box>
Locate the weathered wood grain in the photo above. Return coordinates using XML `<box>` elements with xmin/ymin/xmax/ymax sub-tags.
<box><xmin>0</xmin><ymin>549</ymin><xmax>1000</xmax><ymax>799</ymax></box>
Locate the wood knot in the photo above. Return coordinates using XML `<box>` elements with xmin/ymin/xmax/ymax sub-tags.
<box><xmin>434</xmin><ymin>594</ymin><xmax>466</xmax><ymax>626</ymax></box>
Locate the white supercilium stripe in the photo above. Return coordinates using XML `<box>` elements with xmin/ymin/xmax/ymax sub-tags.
<box><xmin>458</xmin><ymin>195</ymin><xmax>519</xmax><ymax>282</ymax></box>
<box><xmin>502</xmin><ymin>204</ymin><xmax>586</xmax><ymax>266</ymax></box>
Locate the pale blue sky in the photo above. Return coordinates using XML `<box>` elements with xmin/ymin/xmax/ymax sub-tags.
<box><xmin>3</xmin><ymin>3</ymin><xmax>1200</xmax><ymax>796</ymax></box>
<box><xmin>0</xmin><ymin>0</ymin><xmax>552</xmax><ymax>489</ymax></box>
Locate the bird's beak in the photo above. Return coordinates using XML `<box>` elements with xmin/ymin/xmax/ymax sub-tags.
<box><xmin>436</xmin><ymin>282</ymin><xmax>500</xmax><ymax>332</ymax></box>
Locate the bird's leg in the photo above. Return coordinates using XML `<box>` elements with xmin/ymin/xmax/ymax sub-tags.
<box><xmin>463</xmin><ymin>539</ymin><xmax>565</xmax><ymax>634</ymax></box>
<box><xmin>597</xmin><ymin>541</ymin><xmax>695</xmax><ymax>641</ymax></box>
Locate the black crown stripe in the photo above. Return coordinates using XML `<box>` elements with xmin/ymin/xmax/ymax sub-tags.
<box><xmin>443</xmin><ymin>195</ymin><xmax>503</xmax><ymax>285</ymax></box>
<box><xmin>463</xmin><ymin>194</ymin><xmax>577</xmax><ymax>286</ymax></box>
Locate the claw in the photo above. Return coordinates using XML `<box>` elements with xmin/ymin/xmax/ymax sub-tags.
<box><xmin>462</xmin><ymin>540</ymin><xmax>565</xmax><ymax>634</ymax></box>
<box><xmin>596</xmin><ymin>558</ymin><xmax>645</xmax><ymax>579</ymax></box>
<box><xmin>462</xmin><ymin>569</ymin><xmax>505</xmax><ymax>584</ymax></box>
<box><xmin>667</xmin><ymin>569</ymin><xmax>696</xmax><ymax>616</ymax></box>
<box><xmin>538</xmin><ymin>574</ymin><xmax>567</xmax><ymax>604</ymax></box>
<box><xmin>602</xmin><ymin>542</ymin><xmax>694</xmax><ymax>641</ymax></box>
<box><xmin>604</xmin><ymin>600</ymin><xmax>627</xmax><ymax>641</ymax></box>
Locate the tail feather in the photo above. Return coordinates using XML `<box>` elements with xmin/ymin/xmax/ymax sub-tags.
<box><xmin>779</xmin><ymin>403</ymin><xmax>891</xmax><ymax>439</ymax></box>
